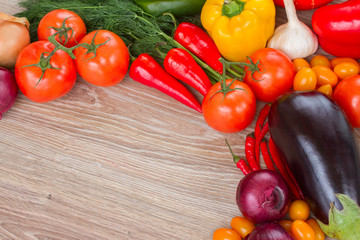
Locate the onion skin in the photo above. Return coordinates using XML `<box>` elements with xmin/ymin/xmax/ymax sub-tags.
<box><xmin>0</xmin><ymin>67</ymin><xmax>18</xmax><ymax>119</ymax></box>
<box><xmin>236</xmin><ymin>170</ymin><xmax>291</xmax><ymax>224</ymax></box>
<box><xmin>245</xmin><ymin>222</ymin><xmax>294</xmax><ymax>240</ymax></box>
<box><xmin>0</xmin><ymin>13</ymin><xmax>30</xmax><ymax>70</ymax></box>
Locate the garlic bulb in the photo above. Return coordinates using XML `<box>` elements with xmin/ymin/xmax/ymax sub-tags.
<box><xmin>267</xmin><ymin>0</ymin><xmax>318</xmax><ymax>60</ymax></box>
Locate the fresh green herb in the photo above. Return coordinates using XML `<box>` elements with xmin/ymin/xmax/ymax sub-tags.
<box><xmin>16</xmin><ymin>0</ymin><xmax>200</xmax><ymax>58</ymax></box>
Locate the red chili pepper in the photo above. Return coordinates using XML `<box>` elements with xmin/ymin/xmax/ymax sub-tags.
<box><xmin>236</xmin><ymin>159</ymin><xmax>251</xmax><ymax>175</ymax></box>
<box><xmin>254</xmin><ymin>104</ymin><xmax>271</xmax><ymax>141</ymax></box>
<box><xmin>163</xmin><ymin>48</ymin><xmax>213</xmax><ymax>96</ymax></box>
<box><xmin>312</xmin><ymin>0</ymin><xmax>360</xmax><ymax>58</ymax></box>
<box><xmin>260</xmin><ymin>139</ymin><xmax>276</xmax><ymax>171</ymax></box>
<box><xmin>245</xmin><ymin>133</ymin><xmax>259</xmax><ymax>171</ymax></box>
<box><xmin>269</xmin><ymin>137</ymin><xmax>301</xmax><ymax>199</ymax></box>
<box><xmin>174</xmin><ymin>22</ymin><xmax>223</xmax><ymax>74</ymax></box>
<box><xmin>226</xmin><ymin>139</ymin><xmax>252</xmax><ymax>175</ymax></box>
<box><xmin>255</xmin><ymin>122</ymin><xmax>269</xmax><ymax>165</ymax></box>
<box><xmin>129</xmin><ymin>53</ymin><xmax>202</xmax><ymax>113</ymax></box>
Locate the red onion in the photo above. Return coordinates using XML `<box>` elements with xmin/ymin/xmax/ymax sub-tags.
<box><xmin>236</xmin><ymin>169</ymin><xmax>291</xmax><ymax>224</ymax></box>
<box><xmin>0</xmin><ymin>67</ymin><xmax>18</xmax><ymax>119</ymax></box>
<box><xmin>245</xmin><ymin>222</ymin><xmax>294</xmax><ymax>240</ymax></box>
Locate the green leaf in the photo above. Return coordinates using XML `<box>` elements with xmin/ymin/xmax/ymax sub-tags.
<box><xmin>317</xmin><ymin>194</ymin><xmax>360</xmax><ymax>240</ymax></box>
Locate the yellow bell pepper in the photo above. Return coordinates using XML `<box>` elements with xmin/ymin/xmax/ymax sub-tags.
<box><xmin>201</xmin><ymin>0</ymin><xmax>276</xmax><ymax>62</ymax></box>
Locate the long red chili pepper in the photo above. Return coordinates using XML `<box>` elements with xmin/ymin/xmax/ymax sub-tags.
<box><xmin>129</xmin><ymin>53</ymin><xmax>202</xmax><ymax>113</ymax></box>
<box><xmin>163</xmin><ymin>48</ymin><xmax>213</xmax><ymax>96</ymax></box>
<box><xmin>260</xmin><ymin>139</ymin><xmax>276</xmax><ymax>171</ymax></box>
<box><xmin>268</xmin><ymin>137</ymin><xmax>301</xmax><ymax>199</ymax></box>
<box><xmin>226</xmin><ymin>139</ymin><xmax>252</xmax><ymax>175</ymax></box>
<box><xmin>255</xmin><ymin>122</ymin><xmax>269</xmax><ymax>165</ymax></box>
<box><xmin>245</xmin><ymin>133</ymin><xmax>259</xmax><ymax>171</ymax></box>
<box><xmin>174</xmin><ymin>22</ymin><xmax>224</xmax><ymax>74</ymax></box>
<box><xmin>254</xmin><ymin>104</ymin><xmax>271</xmax><ymax>141</ymax></box>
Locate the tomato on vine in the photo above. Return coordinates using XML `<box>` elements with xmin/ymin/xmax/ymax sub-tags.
<box><xmin>38</xmin><ymin>9</ymin><xmax>87</xmax><ymax>47</ymax></box>
<box><xmin>202</xmin><ymin>78</ymin><xmax>256</xmax><ymax>133</ymax></box>
<box><xmin>15</xmin><ymin>40</ymin><xmax>77</xmax><ymax>103</ymax></box>
<box><xmin>74</xmin><ymin>30</ymin><xmax>130</xmax><ymax>87</ymax></box>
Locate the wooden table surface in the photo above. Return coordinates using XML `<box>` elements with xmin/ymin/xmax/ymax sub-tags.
<box><xmin>1</xmin><ymin>1</ymin><xmax>359</xmax><ymax>239</ymax></box>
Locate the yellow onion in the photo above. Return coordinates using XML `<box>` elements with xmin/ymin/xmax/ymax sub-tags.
<box><xmin>0</xmin><ymin>12</ymin><xmax>30</xmax><ymax>69</ymax></box>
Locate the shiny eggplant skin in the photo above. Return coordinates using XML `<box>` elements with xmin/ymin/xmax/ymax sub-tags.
<box><xmin>268</xmin><ymin>91</ymin><xmax>360</xmax><ymax>224</ymax></box>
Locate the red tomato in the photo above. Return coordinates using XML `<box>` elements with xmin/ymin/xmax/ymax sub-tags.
<box><xmin>15</xmin><ymin>41</ymin><xmax>76</xmax><ymax>103</ymax></box>
<box><xmin>202</xmin><ymin>79</ymin><xmax>256</xmax><ymax>133</ymax></box>
<box><xmin>333</xmin><ymin>75</ymin><xmax>360</xmax><ymax>128</ymax></box>
<box><xmin>74</xmin><ymin>30</ymin><xmax>130</xmax><ymax>87</ymax></box>
<box><xmin>243</xmin><ymin>48</ymin><xmax>295</xmax><ymax>103</ymax></box>
<box><xmin>38</xmin><ymin>9</ymin><xmax>86</xmax><ymax>47</ymax></box>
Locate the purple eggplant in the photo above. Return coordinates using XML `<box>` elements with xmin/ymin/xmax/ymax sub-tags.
<box><xmin>268</xmin><ymin>91</ymin><xmax>360</xmax><ymax>240</ymax></box>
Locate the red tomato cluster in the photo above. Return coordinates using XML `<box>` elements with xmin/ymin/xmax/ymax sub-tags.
<box><xmin>15</xmin><ymin>9</ymin><xmax>129</xmax><ymax>103</ymax></box>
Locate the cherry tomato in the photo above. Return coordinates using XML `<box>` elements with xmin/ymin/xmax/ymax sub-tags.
<box><xmin>279</xmin><ymin>219</ymin><xmax>293</xmax><ymax>233</ymax></box>
<box><xmin>213</xmin><ymin>228</ymin><xmax>242</xmax><ymax>240</ymax></box>
<box><xmin>289</xmin><ymin>200</ymin><xmax>310</xmax><ymax>221</ymax></box>
<box><xmin>317</xmin><ymin>84</ymin><xmax>333</xmax><ymax>97</ymax></box>
<box><xmin>74</xmin><ymin>30</ymin><xmax>130</xmax><ymax>87</ymax></box>
<box><xmin>293</xmin><ymin>68</ymin><xmax>317</xmax><ymax>91</ymax></box>
<box><xmin>38</xmin><ymin>9</ymin><xmax>86</xmax><ymax>47</ymax></box>
<box><xmin>330</xmin><ymin>57</ymin><xmax>359</xmax><ymax>69</ymax></box>
<box><xmin>244</xmin><ymin>48</ymin><xmax>295</xmax><ymax>102</ymax></box>
<box><xmin>312</xmin><ymin>66</ymin><xmax>338</xmax><ymax>87</ymax></box>
<box><xmin>291</xmin><ymin>220</ymin><xmax>315</xmax><ymax>240</ymax></box>
<box><xmin>333</xmin><ymin>75</ymin><xmax>360</xmax><ymax>128</ymax></box>
<box><xmin>306</xmin><ymin>219</ymin><xmax>325</xmax><ymax>240</ymax></box>
<box><xmin>230</xmin><ymin>216</ymin><xmax>255</xmax><ymax>238</ymax></box>
<box><xmin>202</xmin><ymin>79</ymin><xmax>256</xmax><ymax>133</ymax></box>
<box><xmin>310</xmin><ymin>55</ymin><xmax>331</xmax><ymax>68</ymax></box>
<box><xmin>333</xmin><ymin>62</ymin><xmax>360</xmax><ymax>80</ymax></box>
<box><xmin>15</xmin><ymin>41</ymin><xmax>76</xmax><ymax>103</ymax></box>
<box><xmin>293</xmin><ymin>58</ymin><xmax>310</xmax><ymax>72</ymax></box>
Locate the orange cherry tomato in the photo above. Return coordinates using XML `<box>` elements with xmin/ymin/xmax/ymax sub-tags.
<box><xmin>333</xmin><ymin>62</ymin><xmax>360</xmax><ymax>80</ymax></box>
<box><xmin>330</xmin><ymin>57</ymin><xmax>359</xmax><ymax>69</ymax></box>
<box><xmin>310</xmin><ymin>55</ymin><xmax>331</xmax><ymax>68</ymax></box>
<box><xmin>279</xmin><ymin>219</ymin><xmax>293</xmax><ymax>233</ymax></box>
<box><xmin>293</xmin><ymin>58</ymin><xmax>311</xmax><ymax>72</ymax></box>
<box><xmin>291</xmin><ymin>220</ymin><xmax>315</xmax><ymax>240</ymax></box>
<box><xmin>213</xmin><ymin>228</ymin><xmax>242</xmax><ymax>240</ymax></box>
<box><xmin>312</xmin><ymin>65</ymin><xmax>338</xmax><ymax>87</ymax></box>
<box><xmin>317</xmin><ymin>84</ymin><xmax>333</xmax><ymax>97</ymax></box>
<box><xmin>293</xmin><ymin>68</ymin><xmax>317</xmax><ymax>91</ymax></box>
<box><xmin>306</xmin><ymin>219</ymin><xmax>325</xmax><ymax>240</ymax></box>
<box><xmin>231</xmin><ymin>216</ymin><xmax>255</xmax><ymax>238</ymax></box>
<box><xmin>289</xmin><ymin>199</ymin><xmax>310</xmax><ymax>221</ymax></box>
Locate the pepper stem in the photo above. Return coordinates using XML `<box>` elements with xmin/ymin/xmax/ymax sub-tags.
<box><xmin>222</xmin><ymin>0</ymin><xmax>246</xmax><ymax>18</ymax></box>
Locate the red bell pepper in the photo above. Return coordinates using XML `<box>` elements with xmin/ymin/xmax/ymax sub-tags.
<box><xmin>312</xmin><ymin>0</ymin><xmax>360</xmax><ymax>58</ymax></box>
<box><xmin>174</xmin><ymin>22</ymin><xmax>223</xmax><ymax>74</ymax></box>
<box><xmin>273</xmin><ymin>0</ymin><xmax>333</xmax><ymax>10</ymax></box>
<box><xmin>164</xmin><ymin>48</ymin><xmax>212</xmax><ymax>96</ymax></box>
<box><xmin>129</xmin><ymin>53</ymin><xmax>202</xmax><ymax>113</ymax></box>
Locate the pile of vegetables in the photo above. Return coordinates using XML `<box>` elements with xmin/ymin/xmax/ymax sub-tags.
<box><xmin>1</xmin><ymin>0</ymin><xmax>360</xmax><ymax>239</ymax></box>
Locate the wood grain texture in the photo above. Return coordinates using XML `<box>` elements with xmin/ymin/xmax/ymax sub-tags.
<box><xmin>0</xmin><ymin>1</ymin><xmax>358</xmax><ymax>239</ymax></box>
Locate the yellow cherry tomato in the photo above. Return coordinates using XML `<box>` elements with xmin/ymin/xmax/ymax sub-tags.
<box><xmin>293</xmin><ymin>68</ymin><xmax>317</xmax><ymax>91</ymax></box>
<box><xmin>317</xmin><ymin>84</ymin><xmax>333</xmax><ymax>97</ymax></box>
<box><xmin>330</xmin><ymin>57</ymin><xmax>360</xmax><ymax>69</ymax></box>
<box><xmin>213</xmin><ymin>228</ymin><xmax>242</xmax><ymax>240</ymax></box>
<box><xmin>291</xmin><ymin>220</ymin><xmax>315</xmax><ymax>240</ymax></box>
<box><xmin>312</xmin><ymin>65</ymin><xmax>338</xmax><ymax>87</ymax></box>
<box><xmin>289</xmin><ymin>199</ymin><xmax>310</xmax><ymax>221</ymax></box>
<box><xmin>306</xmin><ymin>219</ymin><xmax>325</xmax><ymax>240</ymax></box>
<box><xmin>333</xmin><ymin>61</ymin><xmax>360</xmax><ymax>80</ymax></box>
<box><xmin>231</xmin><ymin>216</ymin><xmax>255</xmax><ymax>238</ymax></box>
<box><xmin>293</xmin><ymin>58</ymin><xmax>311</xmax><ymax>72</ymax></box>
<box><xmin>310</xmin><ymin>55</ymin><xmax>331</xmax><ymax>68</ymax></box>
<box><xmin>279</xmin><ymin>219</ymin><xmax>293</xmax><ymax>233</ymax></box>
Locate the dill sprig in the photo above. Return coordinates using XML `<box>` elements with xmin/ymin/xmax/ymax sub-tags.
<box><xmin>16</xmin><ymin>0</ymin><xmax>200</xmax><ymax>58</ymax></box>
